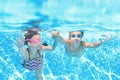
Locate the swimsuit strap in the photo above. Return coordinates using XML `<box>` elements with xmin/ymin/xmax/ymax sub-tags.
<box><xmin>26</xmin><ymin>48</ymin><xmax>31</xmax><ymax>60</ymax></box>
<box><xmin>37</xmin><ymin>50</ymin><xmax>43</xmax><ymax>58</ymax></box>
<box><xmin>26</xmin><ymin>48</ymin><xmax>42</xmax><ymax>60</ymax></box>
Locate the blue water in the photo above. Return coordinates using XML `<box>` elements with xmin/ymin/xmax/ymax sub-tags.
<box><xmin>0</xmin><ymin>0</ymin><xmax>120</xmax><ymax>80</ymax></box>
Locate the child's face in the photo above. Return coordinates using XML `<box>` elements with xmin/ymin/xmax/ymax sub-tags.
<box><xmin>28</xmin><ymin>34</ymin><xmax>41</xmax><ymax>47</ymax></box>
<box><xmin>69</xmin><ymin>31</ymin><xmax>83</xmax><ymax>44</ymax></box>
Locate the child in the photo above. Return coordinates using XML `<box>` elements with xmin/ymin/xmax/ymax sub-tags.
<box><xmin>52</xmin><ymin>30</ymin><xmax>111</xmax><ymax>57</ymax></box>
<box><xmin>16</xmin><ymin>30</ymin><xmax>56</xmax><ymax>80</ymax></box>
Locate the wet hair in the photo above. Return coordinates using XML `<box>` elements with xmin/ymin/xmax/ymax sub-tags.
<box><xmin>24</xmin><ymin>30</ymin><xmax>39</xmax><ymax>45</ymax></box>
<box><xmin>24</xmin><ymin>27</ymin><xmax>40</xmax><ymax>32</ymax></box>
<box><xmin>79</xmin><ymin>30</ymin><xmax>84</xmax><ymax>37</ymax></box>
<box><xmin>27</xmin><ymin>29</ymin><xmax>38</xmax><ymax>33</ymax></box>
<box><xmin>69</xmin><ymin>30</ymin><xmax>84</xmax><ymax>38</ymax></box>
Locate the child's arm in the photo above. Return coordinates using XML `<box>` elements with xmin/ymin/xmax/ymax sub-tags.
<box><xmin>41</xmin><ymin>36</ymin><xmax>58</xmax><ymax>51</ymax></box>
<box><xmin>83</xmin><ymin>42</ymin><xmax>100</xmax><ymax>48</ymax></box>
<box><xmin>15</xmin><ymin>33</ymin><xmax>29</xmax><ymax>60</ymax></box>
<box><xmin>41</xmin><ymin>31</ymin><xmax>66</xmax><ymax>51</ymax></box>
<box><xmin>15</xmin><ymin>31</ymin><xmax>28</xmax><ymax>53</ymax></box>
<box><xmin>83</xmin><ymin>35</ymin><xmax>111</xmax><ymax>48</ymax></box>
<box><xmin>51</xmin><ymin>31</ymin><xmax>67</xmax><ymax>44</ymax></box>
<box><xmin>15</xmin><ymin>36</ymin><xmax>25</xmax><ymax>48</ymax></box>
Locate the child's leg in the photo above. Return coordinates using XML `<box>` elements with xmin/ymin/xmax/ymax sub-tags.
<box><xmin>35</xmin><ymin>66</ymin><xmax>43</xmax><ymax>80</ymax></box>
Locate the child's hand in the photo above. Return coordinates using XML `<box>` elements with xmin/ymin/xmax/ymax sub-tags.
<box><xmin>104</xmin><ymin>35</ymin><xmax>112</xmax><ymax>42</ymax></box>
<box><xmin>51</xmin><ymin>31</ymin><xmax>59</xmax><ymax>37</ymax></box>
<box><xmin>15</xmin><ymin>36</ymin><xmax>25</xmax><ymax>48</ymax></box>
<box><xmin>15</xmin><ymin>31</ymin><xmax>25</xmax><ymax>48</ymax></box>
<box><xmin>99</xmin><ymin>35</ymin><xmax>112</xmax><ymax>43</ymax></box>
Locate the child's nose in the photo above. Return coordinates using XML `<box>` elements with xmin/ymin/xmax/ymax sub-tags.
<box><xmin>75</xmin><ymin>36</ymin><xmax>79</xmax><ymax>39</ymax></box>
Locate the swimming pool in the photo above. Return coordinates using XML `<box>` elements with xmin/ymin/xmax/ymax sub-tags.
<box><xmin>0</xmin><ymin>0</ymin><xmax>120</xmax><ymax>80</ymax></box>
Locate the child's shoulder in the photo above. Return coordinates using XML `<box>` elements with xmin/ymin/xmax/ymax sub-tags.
<box><xmin>82</xmin><ymin>41</ymin><xmax>87</xmax><ymax>46</ymax></box>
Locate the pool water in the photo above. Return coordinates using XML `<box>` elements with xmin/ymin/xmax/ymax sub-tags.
<box><xmin>0</xmin><ymin>0</ymin><xmax>120</xmax><ymax>80</ymax></box>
